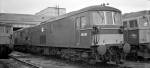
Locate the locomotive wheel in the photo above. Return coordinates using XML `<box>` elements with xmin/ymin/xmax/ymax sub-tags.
<box><xmin>97</xmin><ymin>45</ymin><xmax>107</xmax><ymax>55</ymax></box>
<box><xmin>123</xmin><ymin>43</ymin><xmax>131</xmax><ymax>53</ymax></box>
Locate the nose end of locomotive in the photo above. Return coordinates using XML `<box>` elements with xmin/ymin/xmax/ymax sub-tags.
<box><xmin>123</xmin><ymin>43</ymin><xmax>131</xmax><ymax>53</ymax></box>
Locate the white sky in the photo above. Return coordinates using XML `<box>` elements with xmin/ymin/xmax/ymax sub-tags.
<box><xmin>1</xmin><ymin>0</ymin><xmax>150</xmax><ymax>14</ymax></box>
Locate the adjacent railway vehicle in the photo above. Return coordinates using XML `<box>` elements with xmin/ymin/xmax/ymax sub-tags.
<box><xmin>0</xmin><ymin>23</ymin><xmax>13</xmax><ymax>58</ymax></box>
<box><xmin>14</xmin><ymin>5</ymin><xmax>129</xmax><ymax>64</ymax></box>
<box><xmin>123</xmin><ymin>11</ymin><xmax>150</xmax><ymax>59</ymax></box>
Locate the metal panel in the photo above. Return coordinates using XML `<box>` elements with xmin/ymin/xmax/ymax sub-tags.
<box><xmin>139</xmin><ymin>29</ymin><xmax>150</xmax><ymax>43</ymax></box>
<box><xmin>30</xmin><ymin>26</ymin><xmax>41</xmax><ymax>46</ymax></box>
<box><xmin>46</xmin><ymin>17</ymin><xmax>75</xmax><ymax>47</ymax></box>
<box><xmin>45</xmin><ymin>11</ymin><xmax>91</xmax><ymax>48</ymax></box>
<box><xmin>0</xmin><ymin>36</ymin><xmax>10</xmax><ymax>44</ymax></box>
<box><xmin>124</xmin><ymin>29</ymin><xmax>139</xmax><ymax>45</ymax></box>
<box><xmin>40</xmin><ymin>35</ymin><xmax>46</xmax><ymax>44</ymax></box>
<box><xmin>93</xmin><ymin>34</ymin><xmax>123</xmax><ymax>45</ymax></box>
<box><xmin>80</xmin><ymin>30</ymin><xmax>91</xmax><ymax>48</ymax></box>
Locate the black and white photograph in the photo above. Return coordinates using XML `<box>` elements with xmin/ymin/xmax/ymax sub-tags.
<box><xmin>0</xmin><ymin>0</ymin><xmax>150</xmax><ymax>68</ymax></box>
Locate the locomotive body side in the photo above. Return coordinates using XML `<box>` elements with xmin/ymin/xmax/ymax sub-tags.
<box><xmin>14</xmin><ymin>5</ymin><xmax>127</xmax><ymax>64</ymax></box>
<box><xmin>45</xmin><ymin>11</ymin><xmax>91</xmax><ymax>48</ymax></box>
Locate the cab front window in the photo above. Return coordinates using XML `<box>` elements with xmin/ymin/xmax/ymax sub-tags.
<box><xmin>92</xmin><ymin>11</ymin><xmax>105</xmax><ymax>25</ymax></box>
<box><xmin>106</xmin><ymin>11</ymin><xmax>113</xmax><ymax>25</ymax></box>
<box><xmin>113</xmin><ymin>12</ymin><xmax>122</xmax><ymax>25</ymax></box>
<box><xmin>142</xmin><ymin>16</ymin><xmax>149</xmax><ymax>27</ymax></box>
<box><xmin>92</xmin><ymin>11</ymin><xmax>122</xmax><ymax>25</ymax></box>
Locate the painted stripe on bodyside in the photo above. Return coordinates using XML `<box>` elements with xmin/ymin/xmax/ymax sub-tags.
<box><xmin>93</xmin><ymin>25</ymin><xmax>121</xmax><ymax>28</ymax></box>
<box><xmin>92</xmin><ymin>34</ymin><xmax>123</xmax><ymax>45</ymax></box>
<box><xmin>97</xmin><ymin>29</ymin><xmax>122</xmax><ymax>34</ymax></box>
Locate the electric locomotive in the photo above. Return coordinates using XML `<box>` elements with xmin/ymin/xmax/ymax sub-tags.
<box><xmin>123</xmin><ymin>10</ymin><xmax>150</xmax><ymax>59</ymax></box>
<box><xmin>0</xmin><ymin>23</ymin><xmax>13</xmax><ymax>58</ymax></box>
<box><xmin>14</xmin><ymin>5</ymin><xmax>130</xmax><ymax>64</ymax></box>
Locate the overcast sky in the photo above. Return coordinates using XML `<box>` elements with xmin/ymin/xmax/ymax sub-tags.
<box><xmin>0</xmin><ymin>0</ymin><xmax>150</xmax><ymax>14</ymax></box>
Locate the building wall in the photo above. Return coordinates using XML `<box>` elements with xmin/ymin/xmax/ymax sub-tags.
<box><xmin>35</xmin><ymin>7</ymin><xmax>66</xmax><ymax>21</ymax></box>
<box><xmin>0</xmin><ymin>13</ymin><xmax>43</xmax><ymax>31</ymax></box>
<box><xmin>0</xmin><ymin>7</ymin><xmax>66</xmax><ymax>31</ymax></box>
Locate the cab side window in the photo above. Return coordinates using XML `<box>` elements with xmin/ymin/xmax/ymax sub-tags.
<box><xmin>129</xmin><ymin>20</ymin><xmax>138</xmax><ymax>28</ymax></box>
<box><xmin>141</xmin><ymin>16</ymin><xmax>149</xmax><ymax>27</ymax></box>
<box><xmin>81</xmin><ymin>16</ymin><xmax>86</xmax><ymax>29</ymax></box>
<box><xmin>76</xmin><ymin>16</ymin><xmax>87</xmax><ymax>29</ymax></box>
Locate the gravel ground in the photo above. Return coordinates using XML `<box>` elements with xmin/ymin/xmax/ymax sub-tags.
<box><xmin>2</xmin><ymin>51</ymin><xmax>150</xmax><ymax>68</ymax></box>
<box><xmin>0</xmin><ymin>60</ymin><xmax>9</xmax><ymax>68</ymax></box>
<box><xmin>8</xmin><ymin>51</ymin><xmax>121</xmax><ymax>68</ymax></box>
<box><xmin>121</xmin><ymin>61</ymin><xmax>150</xmax><ymax>68</ymax></box>
<box><xmin>0</xmin><ymin>59</ymin><xmax>31</xmax><ymax>68</ymax></box>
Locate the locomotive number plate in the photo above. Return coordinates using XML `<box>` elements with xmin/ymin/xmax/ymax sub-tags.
<box><xmin>81</xmin><ymin>33</ymin><xmax>87</xmax><ymax>36</ymax></box>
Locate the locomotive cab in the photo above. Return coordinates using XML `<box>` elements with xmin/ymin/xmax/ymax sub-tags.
<box><xmin>73</xmin><ymin>6</ymin><xmax>130</xmax><ymax>63</ymax></box>
<box><xmin>91</xmin><ymin>10</ymin><xmax>123</xmax><ymax>46</ymax></box>
<box><xmin>123</xmin><ymin>11</ymin><xmax>150</xmax><ymax>59</ymax></box>
<box><xmin>88</xmin><ymin>10</ymin><xmax>129</xmax><ymax>63</ymax></box>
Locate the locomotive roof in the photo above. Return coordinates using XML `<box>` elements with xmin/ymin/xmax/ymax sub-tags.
<box><xmin>78</xmin><ymin>5</ymin><xmax>121</xmax><ymax>12</ymax></box>
<box><xmin>44</xmin><ymin>5</ymin><xmax>121</xmax><ymax>23</ymax></box>
<box><xmin>123</xmin><ymin>10</ymin><xmax>150</xmax><ymax>19</ymax></box>
<box><xmin>15</xmin><ymin>5</ymin><xmax>121</xmax><ymax>33</ymax></box>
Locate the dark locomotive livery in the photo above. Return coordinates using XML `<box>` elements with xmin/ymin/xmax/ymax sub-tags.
<box><xmin>0</xmin><ymin>23</ymin><xmax>13</xmax><ymax>58</ymax></box>
<box><xmin>14</xmin><ymin>5</ymin><xmax>129</xmax><ymax>64</ymax></box>
<box><xmin>123</xmin><ymin>11</ymin><xmax>150</xmax><ymax>59</ymax></box>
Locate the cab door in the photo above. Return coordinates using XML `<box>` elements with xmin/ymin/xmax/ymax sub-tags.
<box><xmin>80</xmin><ymin>16</ymin><xmax>91</xmax><ymax>48</ymax></box>
<box><xmin>75</xmin><ymin>16</ymin><xmax>91</xmax><ymax>48</ymax></box>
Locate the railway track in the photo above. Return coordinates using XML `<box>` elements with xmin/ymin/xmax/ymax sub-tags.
<box><xmin>9</xmin><ymin>54</ymin><xmax>42</xmax><ymax>68</ymax></box>
<box><xmin>9</xmin><ymin>51</ymin><xmax>150</xmax><ymax>68</ymax></box>
<box><xmin>8</xmin><ymin>51</ymin><xmax>71</xmax><ymax>68</ymax></box>
<box><xmin>8</xmin><ymin>51</ymin><xmax>120</xmax><ymax>68</ymax></box>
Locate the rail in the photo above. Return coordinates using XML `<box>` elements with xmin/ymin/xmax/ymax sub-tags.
<box><xmin>9</xmin><ymin>55</ymin><xmax>42</xmax><ymax>68</ymax></box>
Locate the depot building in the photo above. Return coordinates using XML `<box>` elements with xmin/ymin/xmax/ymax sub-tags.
<box><xmin>0</xmin><ymin>7</ymin><xmax>66</xmax><ymax>31</ymax></box>
<box><xmin>0</xmin><ymin>13</ymin><xmax>43</xmax><ymax>31</ymax></box>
